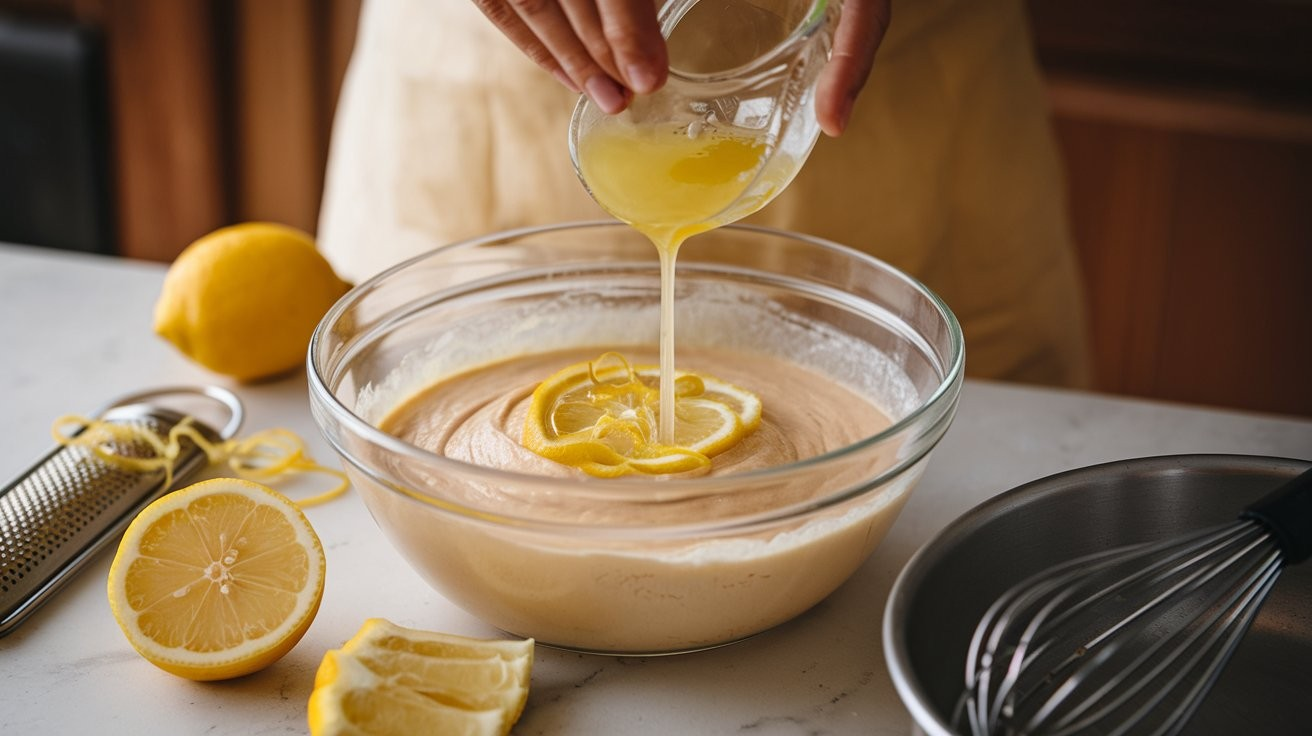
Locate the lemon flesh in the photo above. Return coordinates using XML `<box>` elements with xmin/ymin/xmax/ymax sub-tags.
<box><xmin>106</xmin><ymin>478</ymin><xmax>326</xmax><ymax>681</ymax></box>
<box><xmin>522</xmin><ymin>352</ymin><xmax>762</xmax><ymax>477</ymax></box>
<box><xmin>308</xmin><ymin>619</ymin><xmax>533</xmax><ymax>736</ymax></box>
<box><xmin>153</xmin><ymin>222</ymin><xmax>351</xmax><ymax>381</ymax></box>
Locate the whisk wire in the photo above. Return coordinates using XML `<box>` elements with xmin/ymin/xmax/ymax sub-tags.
<box><xmin>1029</xmin><ymin>525</ymin><xmax>1270</xmax><ymax>727</ymax></box>
<box><xmin>1143</xmin><ymin>553</ymin><xmax>1281</xmax><ymax>736</ymax></box>
<box><xmin>963</xmin><ymin>519</ymin><xmax>1286</xmax><ymax>736</ymax></box>
<box><xmin>972</xmin><ymin>526</ymin><xmax>1224</xmax><ymax>730</ymax></box>
<box><xmin>967</xmin><ymin>554</ymin><xmax>1113</xmax><ymax>730</ymax></box>
<box><xmin>964</xmin><ymin>542</ymin><xmax>1163</xmax><ymax>729</ymax></box>
<box><xmin>1038</xmin><ymin>535</ymin><xmax>1282</xmax><ymax>735</ymax></box>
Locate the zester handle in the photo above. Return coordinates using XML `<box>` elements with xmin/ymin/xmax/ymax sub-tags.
<box><xmin>0</xmin><ymin>386</ymin><xmax>243</xmax><ymax>636</ymax></box>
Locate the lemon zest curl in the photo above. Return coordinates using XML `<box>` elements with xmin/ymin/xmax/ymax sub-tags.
<box><xmin>51</xmin><ymin>414</ymin><xmax>349</xmax><ymax>509</ymax></box>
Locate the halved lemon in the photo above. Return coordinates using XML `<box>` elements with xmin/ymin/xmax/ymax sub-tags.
<box><xmin>106</xmin><ymin>477</ymin><xmax>325</xmax><ymax>681</ymax></box>
<box><xmin>522</xmin><ymin>352</ymin><xmax>761</xmax><ymax>477</ymax></box>
<box><xmin>308</xmin><ymin>618</ymin><xmax>533</xmax><ymax>736</ymax></box>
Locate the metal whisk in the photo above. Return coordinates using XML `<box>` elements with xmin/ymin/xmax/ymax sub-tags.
<box><xmin>957</xmin><ymin>467</ymin><xmax>1312</xmax><ymax>736</ymax></box>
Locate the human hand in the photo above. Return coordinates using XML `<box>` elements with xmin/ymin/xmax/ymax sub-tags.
<box><xmin>815</xmin><ymin>0</ymin><xmax>890</xmax><ymax>136</ymax></box>
<box><xmin>472</xmin><ymin>0</ymin><xmax>669</xmax><ymax>114</ymax></box>
<box><xmin>472</xmin><ymin>0</ymin><xmax>890</xmax><ymax>135</ymax></box>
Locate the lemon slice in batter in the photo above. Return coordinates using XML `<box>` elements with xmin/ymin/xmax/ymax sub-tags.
<box><xmin>522</xmin><ymin>353</ymin><xmax>761</xmax><ymax>477</ymax></box>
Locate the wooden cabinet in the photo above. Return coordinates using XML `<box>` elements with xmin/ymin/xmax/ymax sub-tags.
<box><xmin>1049</xmin><ymin>81</ymin><xmax>1312</xmax><ymax>416</ymax></box>
<box><xmin>1030</xmin><ymin>1</ymin><xmax>1312</xmax><ymax>417</ymax></box>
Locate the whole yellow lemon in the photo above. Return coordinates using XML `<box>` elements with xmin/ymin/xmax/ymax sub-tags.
<box><xmin>154</xmin><ymin>222</ymin><xmax>351</xmax><ymax>381</ymax></box>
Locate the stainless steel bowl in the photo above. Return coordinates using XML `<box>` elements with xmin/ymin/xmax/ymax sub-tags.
<box><xmin>884</xmin><ymin>454</ymin><xmax>1312</xmax><ymax>736</ymax></box>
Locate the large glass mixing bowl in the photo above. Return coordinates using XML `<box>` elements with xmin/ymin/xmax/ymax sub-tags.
<box><xmin>308</xmin><ymin>222</ymin><xmax>963</xmax><ymax>654</ymax></box>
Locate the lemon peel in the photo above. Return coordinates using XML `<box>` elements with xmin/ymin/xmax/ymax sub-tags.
<box><xmin>522</xmin><ymin>352</ymin><xmax>761</xmax><ymax>477</ymax></box>
<box><xmin>52</xmin><ymin>414</ymin><xmax>348</xmax><ymax>508</ymax></box>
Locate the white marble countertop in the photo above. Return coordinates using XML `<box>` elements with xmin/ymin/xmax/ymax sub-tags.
<box><xmin>2</xmin><ymin>242</ymin><xmax>1310</xmax><ymax>735</ymax></box>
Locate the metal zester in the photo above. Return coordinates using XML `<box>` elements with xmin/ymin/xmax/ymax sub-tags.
<box><xmin>0</xmin><ymin>386</ymin><xmax>243</xmax><ymax>636</ymax></box>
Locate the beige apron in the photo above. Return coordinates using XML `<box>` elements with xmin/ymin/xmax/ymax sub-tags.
<box><xmin>319</xmin><ymin>0</ymin><xmax>1090</xmax><ymax>387</ymax></box>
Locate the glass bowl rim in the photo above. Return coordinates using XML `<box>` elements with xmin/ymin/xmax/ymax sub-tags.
<box><xmin>307</xmin><ymin>220</ymin><xmax>964</xmax><ymax>500</ymax></box>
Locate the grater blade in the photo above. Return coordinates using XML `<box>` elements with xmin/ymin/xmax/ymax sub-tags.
<box><xmin>0</xmin><ymin>386</ymin><xmax>243</xmax><ymax>636</ymax></box>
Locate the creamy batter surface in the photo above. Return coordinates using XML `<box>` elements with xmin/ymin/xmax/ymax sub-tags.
<box><xmin>381</xmin><ymin>345</ymin><xmax>892</xmax><ymax>477</ymax></box>
<box><xmin>361</xmin><ymin>344</ymin><xmax>915</xmax><ymax>652</ymax></box>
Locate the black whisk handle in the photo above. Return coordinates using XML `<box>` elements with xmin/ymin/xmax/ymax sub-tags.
<box><xmin>1241</xmin><ymin>466</ymin><xmax>1312</xmax><ymax>565</ymax></box>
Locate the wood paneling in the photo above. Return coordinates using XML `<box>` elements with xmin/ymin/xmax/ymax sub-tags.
<box><xmin>1157</xmin><ymin>134</ymin><xmax>1312</xmax><ymax>415</ymax></box>
<box><xmin>1057</xmin><ymin>116</ymin><xmax>1178</xmax><ymax>396</ymax></box>
<box><xmin>321</xmin><ymin>0</ymin><xmax>361</xmax><ymax>119</ymax></box>
<box><xmin>1051</xmin><ymin>77</ymin><xmax>1312</xmax><ymax>417</ymax></box>
<box><xmin>226</xmin><ymin>0</ymin><xmax>360</xmax><ymax>234</ymax></box>
<box><xmin>1032</xmin><ymin>1</ymin><xmax>1312</xmax><ymax>417</ymax></box>
<box><xmin>98</xmin><ymin>0</ymin><xmax>229</xmax><ymax>260</ymax></box>
<box><xmin>0</xmin><ymin>0</ymin><xmax>362</xmax><ymax>259</ymax></box>
<box><xmin>232</xmin><ymin>0</ymin><xmax>323</xmax><ymax>232</ymax></box>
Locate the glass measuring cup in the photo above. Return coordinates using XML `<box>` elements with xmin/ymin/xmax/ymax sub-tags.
<box><xmin>568</xmin><ymin>0</ymin><xmax>838</xmax><ymax>233</ymax></box>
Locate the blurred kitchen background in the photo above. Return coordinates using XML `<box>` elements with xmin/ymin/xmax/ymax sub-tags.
<box><xmin>1</xmin><ymin>0</ymin><xmax>1309</xmax><ymax>417</ymax></box>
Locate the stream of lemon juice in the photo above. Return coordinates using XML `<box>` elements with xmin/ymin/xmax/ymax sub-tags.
<box><xmin>577</xmin><ymin>119</ymin><xmax>780</xmax><ymax>444</ymax></box>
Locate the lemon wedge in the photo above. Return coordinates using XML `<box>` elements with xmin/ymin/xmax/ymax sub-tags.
<box><xmin>154</xmin><ymin>222</ymin><xmax>351</xmax><ymax>381</ymax></box>
<box><xmin>522</xmin><ymin>352</ymin><xmax>761</xmax><ymax>477</ymax></box>
<box><xmin>308</xmin><ymin>619</ymin><xmax>533</xmax><ymax>736</ymax></box>
<box><xmin>106</xmin><ymin>478</ymin><xmax>325</xmax><ymax>681</ymax></box>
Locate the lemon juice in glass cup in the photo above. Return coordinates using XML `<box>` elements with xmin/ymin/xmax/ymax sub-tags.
<box><xmin>308</xmin><ymin>0</ymin><xmax>963</xmax><ymax>654</ymax></box>
<box><xmin>571</xmin><ymin>0</ymin><xmax>837</xmax><ymax>444</ymax></box>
